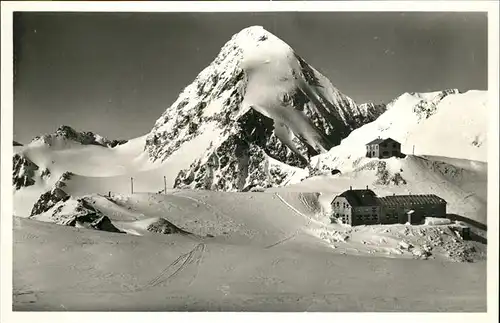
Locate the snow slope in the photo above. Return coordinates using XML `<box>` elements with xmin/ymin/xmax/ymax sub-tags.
<box><xmin>16</xmin><ymin>135</ymin><xmax>152</xmax><ymax>178</ymax></box>
<box><xmin>276</xmin><ymin>155</ymin><xmax>487</xmax><ymax>226</ymax></box>
<box><xmin>21</xmin><ymin>186</ymin><xmax>486</xmax><ymax>262</ymax></box>
<box><xmin>13</xmin><ymin>216</ymin><xmax>486</xmax><ymax>311</ymax></box>
<box><xmin>407</xmin><ymin>91</ymin><xmax>488</xmax><ymax>161</ymax></box>
<box><xmin>12</xmin><ymin>136</ymin><xmax>488</xmax><ymax>311</ymax></box>
<box><xmin>12</xmin><ymin>135</ymin><xmax>158</xmax><ymax>218</ymax></box>
<box><xmin>15</xmin><ymin>138</ymin><xmax>486</xmax><ymax>263</ymax></box>
<box><xmin>12</xmin><ymin>126</ymin><xmax>222</xmax><ymax>218</ymax></box>
<box><xmin>312</xmin><ymin>90</ymin><xmax>488</xmax><ymax>174</ymax></box>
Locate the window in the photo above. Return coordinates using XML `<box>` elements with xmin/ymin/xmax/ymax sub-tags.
<box><xmin>393</xmin><ymin>144</ymin><xmax>397</xmax><ymax>148</ymax></box>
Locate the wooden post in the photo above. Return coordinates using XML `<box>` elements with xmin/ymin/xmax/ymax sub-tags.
<box><xmin>412</xmin><ymin>145</ymin><xmax>415</xmax><ymax>155</ymax></box>
<box><xmin>164</xmin><ymin>176</ymin><xmax>167</xmax><ymax>195</ymax></box>
<box><xmin>131</xmin><ymin>177</ymin><xmax>134</xmax><ymax>194</ymax></box>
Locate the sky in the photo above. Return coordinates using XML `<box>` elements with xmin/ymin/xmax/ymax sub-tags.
<box><xmin>13</xmin><ymin>12</ymin><xmax>488</xmax><ymax>143</ymax></box>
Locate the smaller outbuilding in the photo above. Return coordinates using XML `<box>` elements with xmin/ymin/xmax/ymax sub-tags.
<box><xmin>366</xmin><ymin>137</ymin><xmax>403</xmax><ymax>159</ymax></box>
<box><xmin>449</xmin><ymin>223</ymin><xmax>471</xmax><ymax>240</ymax></box>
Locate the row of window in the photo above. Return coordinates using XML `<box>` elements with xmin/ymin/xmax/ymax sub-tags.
<box><xmin>356</xmin><ymin>214</ymin><xmax>378</xmax><ymax>222</ymax></box>
<box><xmin>385</xmin><ymin>213</ymin><xmax>399</xmax><ymax>220</ymax></box>
<box><xmin>335</xmin><ymin>213</ymin><xmax>441</xmax><ymax>225</ymax></box>
<box><xmin>335</xmin><ymin>210</ymin><xmax>441</xmax><ymax>221</ymax></box>
<box><xmin>334</xmin><ymin>202</ymin><xmax>350</xmax><ymax>208</ymax></box>
<box><xmin>385</xmin><ymin>206</ymin><xmax>443</xmax><ymax>210</ymax></box>
<box><xmin>369</xmin><ymin>143</ymin><xmax>399</xmax><ymax>149</ymax></box>
<box><xmin>355</xmin><ymin>208</ymin><xmax>378</xmax><ymax>214</ymax></box>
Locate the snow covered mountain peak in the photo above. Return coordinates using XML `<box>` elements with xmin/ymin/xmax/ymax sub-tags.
<box><xmin>237</xmin><ymin>26</ymin><xmax>295</xmax><ymax>67</ymax></box>
<box><xmin>144</xmin><ymin>26</ymin><xmax>387</xmax><ymax>191</ymax></box>
<box><xmin>386</xmin><ymin>89</ymin><xmax>461</xmax><ymax>119</ymax></box>
<box><xmin>30</xmin><ymin>125</ymin><xmax>128</xmax><ymax>149</ymax></box>
<box><xmin>406</xmin><ymin>88</ymin><xmax>460</xmax><ymax>100</ymax></box>
<box><xmin>229</xmin><ymin>25</ymin><xmax>276</xmax><ymax>45</ymax></box>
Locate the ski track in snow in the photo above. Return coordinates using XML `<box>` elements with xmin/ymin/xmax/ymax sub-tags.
<box><xmin>264</xmin><ymin>193</ymin><xmax>320</xmax><ymax>249</ymax></box>
<box><xmin>142</xmin><ymin>243</ymin><xmax>206</xmax><ymax>290</ymax></box>
<box><xmin>169</xmin><ymin>192</ymin><xmax>231</xmax><ymax>224</ymax></box>
<box><xmin>275</xmin><ymin>193</ymin><xmax>325</xmax><ymax>228</ymax></box>
<box><xmin>264</xmin><ymin>234</ymin><xmax>297</xmax><ymax>249</ymax></box>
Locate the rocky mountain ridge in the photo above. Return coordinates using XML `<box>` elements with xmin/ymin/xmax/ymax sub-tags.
<box><xmin>31</xmin><ymin>125</ymin><xmax>128</xmax><ymax>148</ymax></box>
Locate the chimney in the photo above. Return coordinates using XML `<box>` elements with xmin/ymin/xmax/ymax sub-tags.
<box><xmin>366</xmin><ymin>185</ymin><xmax>369</xmax><ymax>190</ymax></box>
<box><xmin>350</xmin><ymin>186</ymin><xmax>352</xmax><ymax>191</ymax></box>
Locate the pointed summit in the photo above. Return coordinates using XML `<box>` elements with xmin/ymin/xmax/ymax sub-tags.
<box><xmin>145</xmin><ymin>26</ymin><xmax>386</xmax><ymax>191</ymax></box>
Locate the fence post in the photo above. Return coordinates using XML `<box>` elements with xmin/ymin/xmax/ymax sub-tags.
<box><xmin>131</xmin><ymin>177</ymin><xmax>134</xmax><ymax>194</ymax></box>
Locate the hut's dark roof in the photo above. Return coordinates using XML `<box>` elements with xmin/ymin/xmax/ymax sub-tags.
<box><xmin>336</xmin><ymin>189</ymin><xmax>379</xmax><ymax>207</ymax></box>
<box><xmin>366</xmin><ymin>138</ymin><xmax>385</xmax><ymax>145</ymax></box>
<box><xmin>366</xmin><ymin>137</ymin><xmax>400</xmax><ymax>146</ymax></box>
<box><xmin>377</xmin><ymin>194</ymin><xmax>447</xmax><ymax>207</ymax></box>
